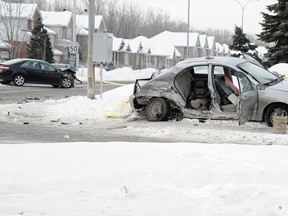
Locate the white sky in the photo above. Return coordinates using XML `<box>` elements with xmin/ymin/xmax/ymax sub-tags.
<box><xmin>126</xmin><ymin>0</ymin><xmax>278</xmax><ymax>34</ymax></box>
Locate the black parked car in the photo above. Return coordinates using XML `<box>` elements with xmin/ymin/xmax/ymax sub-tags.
<box><xmin>0</xmin><ymin>58</ymin><xmax>76</xmax><ymax>88</ymax></box>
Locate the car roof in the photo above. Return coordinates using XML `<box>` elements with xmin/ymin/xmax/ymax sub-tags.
<box><xmin>1</xmin><ymin>58</ymin><xmax>48</xmax><ymax>66</ymax></box>
<box><xmin>176</xmin><ymin>56</ymin><xmax>247</xmax><ymax>68</ymax></box>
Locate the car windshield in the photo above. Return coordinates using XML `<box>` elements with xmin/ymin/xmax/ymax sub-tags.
<box><xmin>238</xmin><ymin>61</ymin><xmax>281</xmax><ymax>85</ymax></box>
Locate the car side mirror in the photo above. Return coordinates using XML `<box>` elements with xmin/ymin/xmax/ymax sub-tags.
<box><xmin>256</xmin><ymin>84</ymin><xmax>265</xmax><ymax>90</ymax></box>
<box><xmin>271</xmin><ymin>71</ymin><xmax>280</xmax><ymax>77</ymax></box>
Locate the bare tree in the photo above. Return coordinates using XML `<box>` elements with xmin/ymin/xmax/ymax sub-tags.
<box><xmin>104</xmin><ymin>0</ymin><xmax>119</xmax><ymax>34</ymax></box>
<box><xmin>0</xmin><ymin>1</ymin><xmax>30</xmax><ymax>58</ymax></box>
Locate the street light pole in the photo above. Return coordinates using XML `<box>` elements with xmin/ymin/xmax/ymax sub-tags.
<box><xmin>233</xmin><ymin>0</ymin><xmax>259</xmax><ymax>32</ymax></box>
<box><xmin>87</xmin><ymin>0</ymin><xmax>96</xmax><ymax>99</ymax></box>
<box><xmin>186</xmin><ymin>0</ymin><xmax>190</xmax><ymax>58</ymax></box>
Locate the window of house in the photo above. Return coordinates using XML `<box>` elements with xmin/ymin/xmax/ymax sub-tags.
<box><xmin>58</xmin><ymin>28</ymin><xmax>62</xmax><ymax>39</ymax></box>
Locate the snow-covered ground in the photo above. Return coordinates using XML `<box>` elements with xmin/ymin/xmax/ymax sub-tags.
<box><xmin>1</xmin><ymin>66</ymin><xmax>288</xmax><ymax>216</ymax></box>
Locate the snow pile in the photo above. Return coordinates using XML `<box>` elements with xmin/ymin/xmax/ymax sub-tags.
<box><xmin>0</xmin><ymin>84</ymin><xmax>135</xmax><ymax>124</ymax></box>
<box><xmin>269</xmin><ymin>63</ymin><xmax>288</xmax><ymax>77</ymax></box>
<box><xmin>0</xmin><ymin>142</ymin><xmax>288</xmax><ymax>216</ymax></box>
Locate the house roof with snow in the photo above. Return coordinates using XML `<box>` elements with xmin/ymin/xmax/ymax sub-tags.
<box><xmin>112</xmin><ymin>37</ymin><xmax>124</xmax><ymax>51</ymax></box>
<box><xmin>129</xmin><ymin>36</ymin><xmax>151</xmax><ymax>54</ymax></box>
<box><xmin>222</xmin><ymin>44</ymin><xmax>230</xmax><ymax>53</ymax></box>
<box><xmin>150</xmin><ymin>31</ymin><xmax>200</xmax><ymax>48</ymax></box>
<box><xmin>199</xmin><ymin>35</ymin><xmax>208</xmax><ymax>49</ymax></box>
<box><xmin>0</xmin><ymin>1</ymin><xmax>39</xmax><ymax>20</ymax></box>
<box><xmin>41</xmin><ymin>10</ymin><xmax>72</xmax><ymax>27</ymax></box>
<box><xmin>0</xmin><ymin>40</ymin><xmax>10</xmax><ymax>48</ymax></box>
<box><xmin>215</xmin><ymin>42</ymin><xmax>224</xmax><ymax>53</ymax></box>
<box><xmin>76</xmin><ymin>15</ymin><xmax>106</xmax><ymax>35</ymax></box>
<box><xmin>207</xmin><ymin>36</ymin><xmax>216</xmax><ymax>50</ymax></box>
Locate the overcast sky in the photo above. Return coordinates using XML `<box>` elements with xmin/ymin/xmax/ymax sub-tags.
<box><xmin>125</xmin><ymin>0</ymin><xmax>277</xmax><ymax>34</ymax></box>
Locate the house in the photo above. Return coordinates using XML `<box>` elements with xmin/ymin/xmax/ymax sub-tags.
<box><xmin>76</xmin><ymin>14</ymin><xmax>107</xmax><ymax>62</ymax></box>
<box><xmin>148</xmin><ymin>36</ymin><xmax>182</xmax><ymax>69</ymax></box>
<box><xmin>118</xmin><ymin>36</ymin><xmax>152</xmax><ymax>70</ymax></box>
<box><xmin>111</xmin><ymin>36</ymin><xmax>125</xmax><ymax>67</ymax></box>
<box><xmin>150</xmin><ymin>31</ymin><xmax>201</xmax><ymax>60</ymax></box>
<box><xmin>0</xmin><ymin>0</ymin><xmax>41</xmax><ymax>59</ymax></box>
<box><xmin>207</xmin><ymin>36</ymin><xmax>216</xmax><ymax>56</ymax></box>
<box><xmin>41</xmin><ymin>10</ymin><xmax>73</xmax><ymax>63</ymax></box>
<box><xmin>199</xmin><ymin>34</ymin><xmax>209</xmax><ymax>57</ymax></box>
<box><xmin>0</xmin><ymin>40</ymin><xmax>11</xmax><ymax>61</ymax></box>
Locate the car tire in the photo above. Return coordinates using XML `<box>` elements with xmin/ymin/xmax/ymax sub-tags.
<box><xmin>13</xmin><ymin>74</ymin><xmax>25</xmax><ymax>86</ymax></box>
<box><xmin>145</xmin><ymin>98</ymin><xmax>170</xmax><ymax>121</ymax></box>
<box><xmin>61</xmin><ymin>77</ymin><xmax>72</xmax><ymax>88</ymax></box>
<box><xmin>265</xmin><ymin>104</ymin><xmax>288</xmax><ymax>127</ymax></box>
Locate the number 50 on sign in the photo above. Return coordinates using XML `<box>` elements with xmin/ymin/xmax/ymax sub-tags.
<box><xmin>69</xmin><ymin>43</ymin><xmax>79</xmax><ymax>54</ymax></box>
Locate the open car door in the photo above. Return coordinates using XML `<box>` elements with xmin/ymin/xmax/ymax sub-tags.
<box><xmin>236</xmin><ymin>72</ymin><xmax>257</xmax><ymax>125</ymax></box>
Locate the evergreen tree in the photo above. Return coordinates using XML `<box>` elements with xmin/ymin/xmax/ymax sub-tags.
<box><xmin>258</xmin><ymin>0</ymin><xmax>288</xmax><ymax>66</ymax></box>
<box><xmin>229</xmin><ymin>25</ymin><xmax>257</xmax><ymax>53</ymax></box>
<box><xmin>28</xmin><ymin>17</ymin><xmax>54</xmax><ymax>63</ymax></box>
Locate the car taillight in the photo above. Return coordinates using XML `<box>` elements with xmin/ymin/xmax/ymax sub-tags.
<box><xmin>0</xmin><ymin>66</ymin><xmax>9</xmax><ymax>71</ymax></box>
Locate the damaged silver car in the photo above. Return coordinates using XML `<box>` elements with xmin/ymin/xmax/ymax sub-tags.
<box><xmin>129</xmin><ymin>56</ymin><xmax>288</xmax><ymax>126</ymax></box>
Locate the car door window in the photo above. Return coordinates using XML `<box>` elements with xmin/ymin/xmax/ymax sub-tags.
<box><xmin>40</xmin><ymin>62</ymin><xmax>55</xmax><ymax>71</ymax></box>
<box><xmin>22</xmin><ymin>61</ymin><xmax>40</xmax><ymax>69</ymax></box>
<box><xmin>237</xmin><ymin>72</ymin><xmax>253</xmax><ymax>93</ymax></box>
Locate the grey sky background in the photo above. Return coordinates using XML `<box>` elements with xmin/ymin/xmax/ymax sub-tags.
<box><xmin>124</xmin><ymin>0</ymin><xmax>277</xmax><ymax>34</ymax></box>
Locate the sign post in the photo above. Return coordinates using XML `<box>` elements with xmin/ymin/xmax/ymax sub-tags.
<box><xmin>69</xmin><ymin>42</ymin><xmax>79</xmax><ymax>71</ymax></box>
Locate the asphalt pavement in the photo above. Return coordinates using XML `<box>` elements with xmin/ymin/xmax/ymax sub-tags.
<box><xmin>0</xmin><ymin>81</ymin><xmax>164</xmax><ymax>144</ymax></box>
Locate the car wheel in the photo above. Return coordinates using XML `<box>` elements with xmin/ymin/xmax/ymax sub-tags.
<box><xmin>61</xmin><ymin>77</ymin><xmax>72</xmax><ymax>88</ymax></box>
<box><xmin>145</xmin><ymin>98</ymin><xmax>170</xmax><ymax>121</ymax></box>
<box><xmin>265</xmin><ymin>104</ymin><xmax>288</xmax><ymax>127</ymax></box>
<box><xmin>13</xmin><ymin>74</ymin><xmax>25</xmax><ymax>86</ymax></box>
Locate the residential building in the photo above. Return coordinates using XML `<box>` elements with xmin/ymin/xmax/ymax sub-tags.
<box><xmin>0</xmin><ymin>0</ymin><xmax>40</xmax><ymax>59</ymax></box>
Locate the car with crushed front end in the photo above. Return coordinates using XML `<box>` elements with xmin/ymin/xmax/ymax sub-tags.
<box><xmin>129</xmin><ymin>56</ymin><xmax>288</xmax><ymax>127</ymax></box>
<box><xmin>0</xmin><ymin>58</ymin><xmax>76</xmax><ymax>88</ymax></box>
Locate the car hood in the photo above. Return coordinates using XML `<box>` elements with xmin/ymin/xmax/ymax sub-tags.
<box><xmin>268</xmin><ymin>79</ymin><xmax>288</xmax><ymax>92</ymax></box>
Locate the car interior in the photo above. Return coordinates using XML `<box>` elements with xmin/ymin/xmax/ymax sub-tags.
<box><xmin>174</xmin><ymin>65</ymin><xmax>240</xmax><ymax>112</ymax></box>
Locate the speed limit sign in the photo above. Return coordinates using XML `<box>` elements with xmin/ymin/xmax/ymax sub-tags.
<box><xmin>69</xmin><ymin>43</ymin><xmax>79</xmax><ymax>54</ymax></box>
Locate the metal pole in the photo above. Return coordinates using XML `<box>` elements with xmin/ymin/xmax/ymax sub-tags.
<box><xmin>186</xmin><ymin>0</ymin><xmax>190</xmax><ymax>59</ymax></box>
<box><xmin>87</xmin><ymin>0</ymin><xmax>95</xmax><ymax>99</ymax></box>
<box><xmin>100</xmin><ymin>62</ymin><xmax>103</xmax><ymax>99</ymax></box>
<box><xmin>73</xmin><ymin>0</ymin><xmax>76</xmax><ymax>42</ymax></box>
<box><xmin>232</xmin><ymin>0</ymin><xmax>259</xmax><ymax>32</ymax></box>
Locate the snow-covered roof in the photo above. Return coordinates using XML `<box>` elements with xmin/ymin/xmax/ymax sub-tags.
<box><xmin>112</xmin><ymin>37</ymin><xmax>124</xmax><ymax>51</ymax></box>
<box><xmin>199</xmin><ymin>35</ymin><xmax>208</xmax><ymax>49</ymax></box>
<box><xmin>149</xmin><ymin>39</ymin><xmax>181</xmax><ymax>58</ymax></box>
<box><xmin>150</xmin><ymin>31</ymin><xmax>200</xmax><ymax>48</ymax></box>
<box><xmin>207</xmin><ymin>36</ymin><xmax>216</xmax><ymax>50</ymax></box>
<box><xmin>76</xmin><ymin>15</ymin><xmax>106</xmax><ymax>34</ymax></box>
<box><xmin>53</xmin><ymin>48</ymin><xmax>63</xmax><ymax>56</ymax></box>
<box><xmin>44</xmin><ymin>26</ymin><xmax>57</xmax><ymax>36</ymax></box>
<box><xmin>215</xmin><ymin>42</ymin><xmax>224</xmax><ymax>53</ymax></box>
<box><xmin>129</xmin><ymin>36</ymin><xmax>150</xmax><ymax>54</ymax></box>
<box><xmin>0</xmin><ymin>41</ymin><xmax>10</xmax><ymax>48</ymax></box>
<box><xmin>222</xmin><ymin>44</ymin><xmax>230</xmax><ymax>53</ymax></box>
<box><xmin>41</xmin><ymin>10</ymin><xmax>72</xmax><ymax>27</ymax></box>
<box><xmin>0</xmin><ymin>1</ymin><xmax>38</xmax><ymax>20</ymax></box>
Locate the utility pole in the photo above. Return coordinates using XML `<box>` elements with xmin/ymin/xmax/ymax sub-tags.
<box><xmin>87</xmin><ymin>0</ymin><xmax>95</xmax><ymax>99</ymax></box>
<box><xmin>186</xmin><ymin>0</ymin><xmax>190</xmax><ymax>59</ymax></box>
